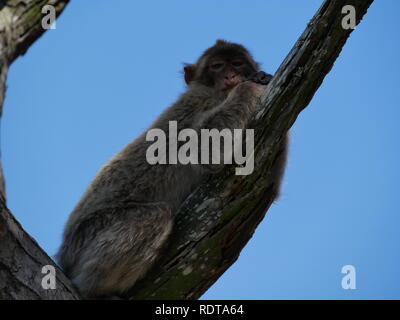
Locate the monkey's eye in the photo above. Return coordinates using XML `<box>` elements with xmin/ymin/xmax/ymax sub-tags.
<box><xmin>231</xmin><ymin>60</ymin><xmax>244</xmax><ymax>67</ymax></box>
<box><xmin>210</xmin><ymin>63</ymin><xmax>224</xmax><ymax>71</ymax></box>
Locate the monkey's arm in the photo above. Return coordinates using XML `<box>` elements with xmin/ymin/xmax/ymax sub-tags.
<box><xmin>198</xmin><ymin>71</ymin><xmax>272</xmax><ymax>131</ymax></box>
<box><xmin>191</xmin><ymin>72</ymin><xmax>272</xmax><ymax>171</ymax></box>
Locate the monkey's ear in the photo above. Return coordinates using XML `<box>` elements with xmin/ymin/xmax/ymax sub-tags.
<box><xmin>184</xmin><ymin>64</ymin><xmax>196</xmax><ymax>85</ymax></box>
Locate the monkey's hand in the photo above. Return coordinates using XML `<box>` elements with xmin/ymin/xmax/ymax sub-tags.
<box><xmin>233</xmin><ymin>71</ymin><xmax>272</xmax><ymax>101</ymax></box>
<box><xmin>247</xmin><ymin>71</ymin><xmax>273</xmax><ymax>85</ymax></box>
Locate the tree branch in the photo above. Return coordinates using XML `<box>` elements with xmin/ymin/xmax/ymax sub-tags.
<box><xmin>0</xmin><ymin>198</ymin><xmax>79</xmax><ymax>299</ymax></box>
<box><xmin>0</xmin><ymin>0</ymin><xmax>70</xmax><ymax>196</ymax></box>
<box><xmin>127</xmin><ymin>0</ymin><xmax>374</xmax><ymax>299</ymax></box>
<box><xmin>0</xmin><ymin>0</ymin><xmax>79</xmax><ymax>300</ymax></box>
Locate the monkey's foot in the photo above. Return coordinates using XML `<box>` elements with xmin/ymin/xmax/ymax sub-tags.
<box><xmin>248</xmin><ymin>71</ymin><xmax>273</xmax><ymax>85</ymax></box>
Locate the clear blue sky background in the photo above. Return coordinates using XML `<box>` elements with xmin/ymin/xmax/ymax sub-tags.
<box><xmin>2</xmin><ymin>0</ymin><xmax>399</xmax><ymax>299</ymax></box>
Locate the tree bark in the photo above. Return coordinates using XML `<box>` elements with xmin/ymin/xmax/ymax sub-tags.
<box><xmin>0</xmin><ymin>0</ymin><xmax>373</xmax><ymax>300</ymax></box>
<box><xmin>0</xmin><ymin>0</ymin><xmax>79</xmax><ymax>300</ymax></box>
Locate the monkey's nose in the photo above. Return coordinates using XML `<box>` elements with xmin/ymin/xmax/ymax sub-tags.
<box><xmin>225</xmin><ymin>75</ymin><xmax>240</xmax><ymax>87</ymax></box>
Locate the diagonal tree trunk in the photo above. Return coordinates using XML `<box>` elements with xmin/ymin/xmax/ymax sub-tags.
<box><xmin>0</xmin><ymin>0</ymin><xmax>373</xmax><ymax>300</ymax></box>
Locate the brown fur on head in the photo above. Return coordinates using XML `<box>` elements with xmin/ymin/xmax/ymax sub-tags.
<box><xmin>184</xmin><ymin>40</ymin><xmax>260</xmax><ymax>92</ymax></box>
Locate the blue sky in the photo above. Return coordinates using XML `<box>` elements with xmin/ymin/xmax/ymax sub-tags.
<box><xmin>2</xmin><ymin>0</ymin><xmax>399</xmax><ymax>299</ymax></box>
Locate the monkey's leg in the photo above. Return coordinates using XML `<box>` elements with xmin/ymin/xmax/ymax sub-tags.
<box><xmin>70</xmin><ymin>202</ymin><xmax>172</xmax><ymax>298</ymax></box>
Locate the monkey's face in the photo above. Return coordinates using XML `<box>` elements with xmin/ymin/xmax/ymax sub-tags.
<box><xmin>183</xmin><ymin>40</ymin><xmax>259</xmax><ymax>92</ymax></box>
<box><xmin>206</xmin><ymin>55</ymin><xmax>254</xmax><ymax>92</ymax></box>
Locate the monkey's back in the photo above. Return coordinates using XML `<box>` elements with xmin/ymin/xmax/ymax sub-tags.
<box><xmin>56</xmin><ymin>84</ymin><xmax>225</xmax><ymax>293</ymax></box>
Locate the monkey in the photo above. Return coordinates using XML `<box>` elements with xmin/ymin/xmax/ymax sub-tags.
<box><xmin>56</xmin><ymin>39</ymin><xmax>288</xmax><ymax>299</ymax></box>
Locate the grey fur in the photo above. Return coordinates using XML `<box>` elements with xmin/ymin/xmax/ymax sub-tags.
<box><xmin>56</xmin><ymin>41</ymin><xmax>288</xmax><ymax>298</ymax></box>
